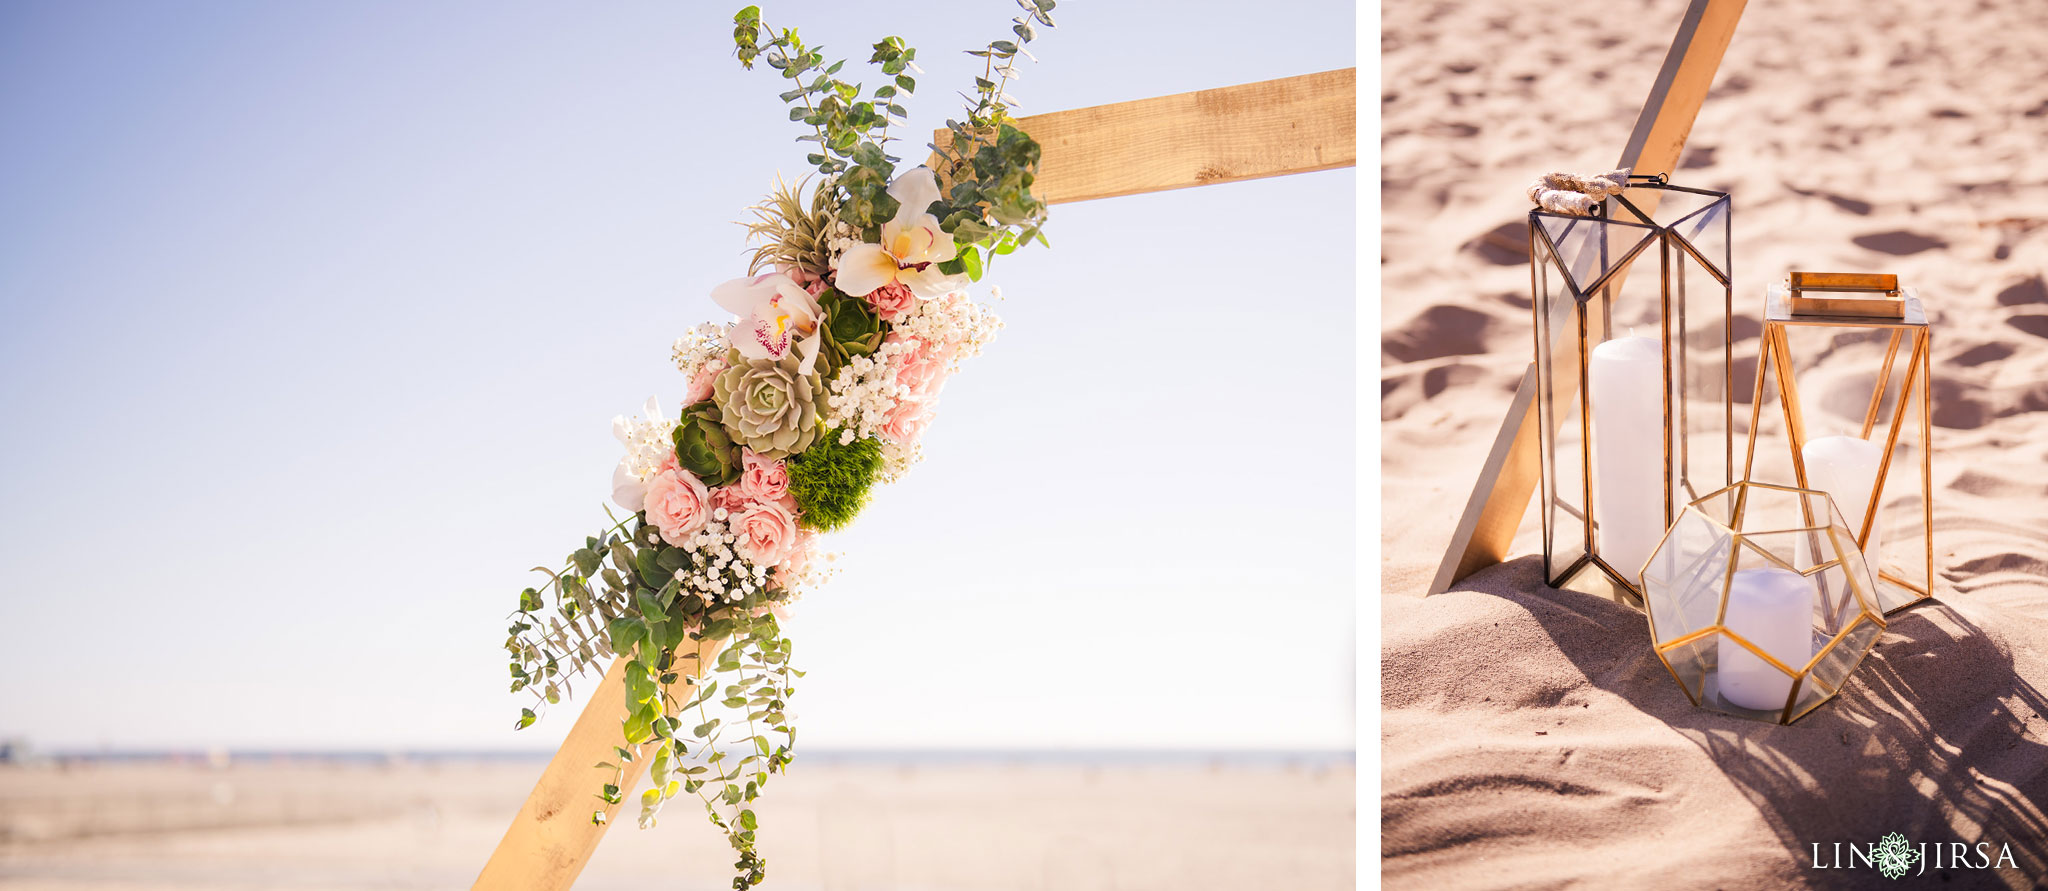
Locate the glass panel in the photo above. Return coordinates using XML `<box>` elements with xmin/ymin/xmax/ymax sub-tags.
<box><xmin>1669</xmin><ymin>243</ymin><xmax>1732</xmax><ymax>520</ymax></box>
<box><xmin>1584</xmin><ymin>230</ymin><xmax>1664</xmax><ymax>588</ymax></box>
<box><xmin>1714</xmin><ymin>539</ymin><xmax>1817</xmax><ymax>716</ymax></box>
<box><xmin>1875</xmin><ymin>333</ymin><xmax>1932</xmax><ymax>611</ymax></box>
<box><xmin>1808</xmin><ymin>616</ymin><xmax>1881</xmax><ymax>695</ymax></box>
<box><xmin>1534</xmin><ymin>232</ymin><xmax>1588</xmax><ymax>582</ymax></box>
<box><xmin>1668</xmin><ymin>194</ymin><xmax>1731</xmax><ymax>283</ymax></box>
<box><xmin>1741</xmin><ymin>327</ymin><xmax>1797</xmax><ymax>488</ymax></box>
<box><xmin>1769</xmin><ymin>320</ymin><xmax>1923</xmax><ymax>613</ymax></box>
<box><xmin>1686</xmin><ymin>482</ymin><xmax>1741</xmax><ymax>527</ymax></box>
<box><xmin>1663</xmin><ymin>635</ymin><xmax>1713</xmax><ymax>705</ymax></box>
<box><xmin>1642</xmin><ymin>506</ymin><xmax>1734</xmax><ymax>644</ymax></box>
<box><xmin>1535</xmin><ymin>212</ymin><xmax>1657</xmax><ymax>300</ymax></box>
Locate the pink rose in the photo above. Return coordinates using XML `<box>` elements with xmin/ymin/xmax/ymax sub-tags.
<box><xmin>684</xmin><ymin>357</ymin><xmax>727</xmax><ymax>406</ymax></box>
<box><xmin>644</xmin><ymin>468</ymin><xmax>711</xmax><ymax>545</ymax></box>
<box><xmin>863</xmin><ymin>280</ymin><xmax>917</xmax><ymax>321</ymax></box>
<box><xmin>877</xmin><ymin>398</ymin><xmax>935</xmax><ymax>445</ymax></box>
<box><xmin>736</xmin><ymin>449</ymin><xmax>790</xmax><ymax>504</ymax></box>
<box><xmin>888</xmin><ymin>337</ymin><xmax>953</xmax><ymax>401</ymax></box>
<box><xmin>732</xmin><ymin>498</ymin><xmax>800</xmax><ymax>567</ymax></box>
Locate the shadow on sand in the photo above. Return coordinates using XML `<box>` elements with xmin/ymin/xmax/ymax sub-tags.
<box><xmin>1462</xmin><ymin>555</ymin><xmax>2048</xmax><ymax>890</ymax></box>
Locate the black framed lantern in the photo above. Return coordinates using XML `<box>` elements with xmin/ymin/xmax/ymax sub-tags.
<box><xmin>1529</xmin><ymin>174</ymin><xmax>1734</xmax><ymax>604</ymax></box>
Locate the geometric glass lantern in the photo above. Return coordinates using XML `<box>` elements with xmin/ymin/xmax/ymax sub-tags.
<box><xmin>1531</xmin><ymin>174</ymin><xmax>1734</xmax><ymax>605</ymax></box>
<box><xmin>1742</xmin><ymin>272</ymin><xmax>1933</xmax><ymax>614</ymax></box>
<box><xmin>1642</xmin><ymin>481</ymin><xmax>1886</xmax><ymax>724</ymax></box>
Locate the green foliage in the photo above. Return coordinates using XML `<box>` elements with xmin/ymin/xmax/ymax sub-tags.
<box><xmin>731</xmin><ymin>7</ymin><xmax>918</xmax><ymax>234</ymax></box>
<box><xmin>928</xmin><ymin>0</ymin><xmax>1056</xmax><ymax>272</ymax></box>
<box><xmin>785</xmin><ymin>430</ymin><xmax>883</xmax><ymax>531</ymax></box>
<box><xmin>507</xmin><ymin>508</ymin><xmax>800</xmax><ymax>890</ymax></box>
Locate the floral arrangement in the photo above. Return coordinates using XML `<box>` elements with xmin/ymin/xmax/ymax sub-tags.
<box><xmin>501</xmin><ymin>3</ymin><xmax>1057</xmax><ymax>887</ymax></box>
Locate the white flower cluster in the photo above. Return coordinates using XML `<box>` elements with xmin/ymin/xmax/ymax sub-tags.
<box><xmin>875</xmin><ymin>438</ymin><xmax>921</xmax><ymax>485</ymax></box>
<box><xmin>613</xmin><ymin>400</ymin><xmax>680</xmax><ymax>485</ymax></box>
<box><xmin>670</xmin><ymin>514</ymin><xmax>771</xmax><ymax>604</ymax></box>
<box><xmin>769</xmin><ymin>542</ymin><xmax>837</xmax><ymax>605</ymax></box>
<box><xmin>671</xmin><ymin>322</ymin><xmax>729</xmax><ymax>378</ymax></box>
<box><xmin>894</xmin><ymin>289</ymin><xmax>1004</xmax><ymax>372</ymax></box>
<box><xmin>823</xmin><ymin>219</ymin><xmax>860</xmax><ymax>267</ymax></box>
<box><xmin>823</xmin><ymin>338</ymin><xmax>921</xmax><ymax>443</ymax></box>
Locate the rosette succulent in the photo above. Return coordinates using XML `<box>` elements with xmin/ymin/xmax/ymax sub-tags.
<box><xmin>672</xmin><ymin>399</ymin><xmax>743</xmax><ymax>487</ymax></box>
<box><xmin>712</xmin><ymin>349</ymin><xmax>828</xmax><ymax>460</ymax></box>
<box><xmin>816</xmin><ymin>288</ymin><xmax>884</xmax><ymax>374</ymax></box>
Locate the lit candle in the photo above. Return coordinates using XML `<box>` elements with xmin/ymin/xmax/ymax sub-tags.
<box><xmin>1588</xmin><ymin>335</ymin><xmax>1663</xmax><ymax>583</ymax></box>
<box><xmin>1718</xmin><ymin>567</ymin><xmax>1815</xmax><ymax>711</ymax></box>
<box><xmin>1801</xmin><ymin>435</ymin><xmax>1885</xmax><ymax>570</ymax></box>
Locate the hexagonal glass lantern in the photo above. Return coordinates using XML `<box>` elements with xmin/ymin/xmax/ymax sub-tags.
<box><xmin>1640</xmin><ymin>481</ymin><xmax>1886</xmax><ymax>724</ymax></box>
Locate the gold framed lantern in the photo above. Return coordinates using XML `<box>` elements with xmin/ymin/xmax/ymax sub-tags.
<box><xmin>1530</xmin><ymin>175</ymin><xmax>1735</xmax><ymax>604</ymax></box>
<box><xmin>1641</xmin><ymin>481</ymin><xmax>1886</xmax><ymax>723</ymax></box>
<box><xmin>1742</xmin><ymin>272</ymin><xmax>1933</xmax><ymax>614</ymax></box>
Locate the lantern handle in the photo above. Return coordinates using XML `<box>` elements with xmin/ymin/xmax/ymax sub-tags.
<box><xmin>1786</xmin><ymin>271</ymin><xmax>1905</xmax><ymax>319</ymax></box>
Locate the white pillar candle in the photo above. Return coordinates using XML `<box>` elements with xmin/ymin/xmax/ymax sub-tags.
<box><xmin>1718</xmin><ymin>567</ymin><xmax>1815</xmax><ymax>711</ymax></box>
<box><xmin>1588</xmin><ymin>335</ymin><xmax>1664</xmax><ymax>582</ymax></box>
<box><xmin>1801</xmin><ymin>435</ymin><xmax>1886</xmax><ymax>570</ymax></box>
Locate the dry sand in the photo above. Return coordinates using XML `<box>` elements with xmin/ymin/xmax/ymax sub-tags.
<box><xmin>0</xmin><ymin>757</ymin><xmax>1354</xmax><ymax>890</ymax></box>
<box><xmin>1382</xmin><ymin>0</ymin><xmax>2048</xmax><ymax>887</ymax></box>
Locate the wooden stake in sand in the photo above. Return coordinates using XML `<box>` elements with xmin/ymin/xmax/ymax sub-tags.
<box><xmin>473</xmin><ymin>68</ymin><xmax>1357</xmax><ymax>891</ymax></box>
<box><xmin>1429</xmin><ymin>0</ymin><xmax>1748</xmax><ymax>595</ymax></box>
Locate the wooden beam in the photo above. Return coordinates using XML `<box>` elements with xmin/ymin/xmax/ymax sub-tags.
<box><xmin>1429</xmin><ymin>0</ymin><xmax>1746</xmax><ymax>594</ymax></box>
<box><xmin>933</xmin><ymin>68</ymin><xmax>1355</xmax><ymax>205</ymax></box>
<box><xmin>475</xmin><ymin>636</ymin><xmax>723</xmax><ymax>890</ymax></box>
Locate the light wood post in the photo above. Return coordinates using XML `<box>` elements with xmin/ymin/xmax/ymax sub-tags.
<box><xmin>1428</xmin><ymin>0</ymin><xmax>1747</xmax><ymax>594</ymax></box>
<box><xmin>475</xmin><ymin>636</ymin><xmax>723</xmax><ymax>890</ymax></box>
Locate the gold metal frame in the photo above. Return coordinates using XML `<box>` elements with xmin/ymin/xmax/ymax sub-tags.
<box><xmin>1740</xmin><ymin>273</ymin><xmax>1935</xmax><ymax>614</ymax></box>
<box><xmin>1640</xmin><ymin>481</ymin><xmax>1887</xmax><ymax>724</ymax></box>
<box><xmin>1529</xmin><ymin>177</ymin><xmax>1734</xmax><ymax>606</ymax></box>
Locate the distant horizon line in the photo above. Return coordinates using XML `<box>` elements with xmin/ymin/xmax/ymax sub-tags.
<box><xmin>4</xmin><ymin>744</ymin><xmax>1356</xmax><ymax>767</ymax></box>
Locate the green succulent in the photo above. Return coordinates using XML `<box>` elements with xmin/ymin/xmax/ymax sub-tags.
<box><xmin>816</xmin><ymin>288</ymin><xmax>885</xmax><ymax>375</ymax></box>
<box><xmin>672</xmin><ymin>399</ymin><xmax>742</xmax><ymax>487</ymax></box>
<box><xmin>713</xmin><ymin>350</ymin><xmax>828</xmax><ymax>460</ymax></box>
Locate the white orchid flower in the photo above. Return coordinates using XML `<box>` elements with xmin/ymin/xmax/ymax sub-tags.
<box><xmin>609</xmin><ymin>396</ymin><xmax>666</xmax><ymax>513</ymax></box>
<box><xmin>834</xmin><ymin>167</ymin><xmax>966</xmax><ymax>298</ymax></box>
<box><xmin>711</xmin><ymin>271</ymin><xmax>823</xmax><ymax>375</ymax></box>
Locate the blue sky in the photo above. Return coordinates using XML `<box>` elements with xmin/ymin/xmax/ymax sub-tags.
<box><xmin>0</xmin><ymin>1</ymin><xmax>1355</xmax><ymax>752</ymax></box>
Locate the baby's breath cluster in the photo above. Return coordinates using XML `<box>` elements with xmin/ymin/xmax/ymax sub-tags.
<box><xmin>674</xmin><ymin>514</ymin><xmax>772</xmax><ymax>605</ymax></box>
<box><xmin>824</xmin><ymin>339</ymin><xmax>919</xmax><ymax>443</ymax></box>
<box><xmin>671</xmin><ymin>322</ymin><xmax>729</xmax><ymax>379</ymax></box>
<box><xmin>894</xmin><ymin>291</ymin><xmax>1004</xmax><ymax>371</ymax></box>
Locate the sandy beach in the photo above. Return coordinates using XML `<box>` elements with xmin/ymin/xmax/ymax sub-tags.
<box><xmin>0</xmin><ymin>756</ymin><xmax>1354</xmax><ymax>890</ymax></box>
<box><xmin>1382</xmin><ymin>0</ymin><xmax>2048</xmax><ymax>887</ymax></box>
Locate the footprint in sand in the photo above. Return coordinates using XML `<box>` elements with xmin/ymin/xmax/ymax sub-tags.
<box><xmin>1996</xmin><ymin>276</ymin><xmax>2045</xmax><ymax>307</ymax></box>
<box><xmin>1953</xmin><ymin>342</ymin><xmax>2017</xmax><ymax>367</ymax></box>
<box><xmin>1383</xmin><ymin>304</ymin><xmax>1496</xmax><ymax>364</ymax></box>
<box><xmin>1464</xmin><ymin>221</ymin><xmax>1528</xmax><ymax>266</ymax></box>
<box><xmin>1851</xmin><ymin>230</ymin><xmax>1948</xmax><ymax>255</ymax></box>
<box><xmin>2006</xmin><ymin>315</ymin><xmax>2048</xmax><ymax>339</ymax></box>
